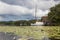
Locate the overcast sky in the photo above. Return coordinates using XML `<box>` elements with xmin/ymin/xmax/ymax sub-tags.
<box><xmin>0</xmin><ymin>0</ymin><xmax>60</xmax><ymax>21</ymax></box>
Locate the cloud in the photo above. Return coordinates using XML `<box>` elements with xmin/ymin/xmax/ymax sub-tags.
<box><xmin>0</xmin><ymin>1</ymin><xmax>33</xmax><ymax>21</ymax></box>
<box><xmin>54</xmin><ymin>0</ymin><xmax>60</xmax><ymax>1</ymax></box>
<box><xmin>1</xmin><ymin>0</ymin><xmax>60</xmax><ymax>10</ymax></box>
<box><xmin>0</xmin><ymin>1</ymin><xmax>32</xmax><ymax>15</ymax></box>
<box><xmin>0</xmin><ymin>1</ymin><xmax>49</xmax><ymax>15</ymax></box>
<box><xmin>36</xmin><ymin>10</ymin><xmax>49</xmax><ymax>17</ymax></box>
<box><xmin>0</xmin><ymin>0</ymin><xmax>60</xmax><ymax>21</ymax></box>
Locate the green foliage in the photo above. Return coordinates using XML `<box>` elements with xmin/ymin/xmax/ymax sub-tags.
<box><xmin>29</xmin><ymin>20</ymin><xmax>36</xmax><ymax>24</ymax></box>
<box><xmin>0</xmin><ymin>20</ymin><xmax>31</xmax><ymax>26</ymax></box>
<box><xmin>48</xmin><ymin>4</ymin><xmax>60</xmax><ymax>26</ymax></box>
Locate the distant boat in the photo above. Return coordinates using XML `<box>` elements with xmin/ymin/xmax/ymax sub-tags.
<box><xmin>31</xmin><ymin>21</ymin><xmax>44</xmax><ymax>26</ymax></box>
<box><xmin>31</xmin><ymin>0</ymin><xmax>44</xmax><ymax>26</ymax></box>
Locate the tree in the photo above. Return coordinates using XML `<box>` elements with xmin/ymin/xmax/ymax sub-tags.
<box><xmin>29</xmin><ymin>20</ymin><xmax>36</xmax><ymax>24</ymax></box>
<box><xmin>48</xmin><ymin>4</ymin><xmax>60</xmax><ymax>26</ymax></box>
<box><xmin>14</xmin><ymin>21</ymin><xmax>20</xmax><ymax>26</ymax></box>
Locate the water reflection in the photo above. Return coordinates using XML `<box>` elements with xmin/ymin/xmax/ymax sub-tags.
<box><xmin>0</xmin><ymin>32</ymin><xmax>21</xmax><ymax>40</ymax></box>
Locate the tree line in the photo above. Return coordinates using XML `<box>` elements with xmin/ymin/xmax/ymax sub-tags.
<box><xmin>0</xmin><ymin>20</ymin><xmax>36</xmax><ymax>26</ymax></box>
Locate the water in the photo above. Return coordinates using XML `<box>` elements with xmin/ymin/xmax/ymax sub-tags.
<box><xmin>0</xmin><ymin>32</ymin><xmax>21</xmax><ymax>40</ymax></box>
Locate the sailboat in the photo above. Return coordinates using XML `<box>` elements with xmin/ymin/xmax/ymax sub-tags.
<box><xmin>31</xmin><ymin>0</ymin><xmax>44</xmax><ymax>26</ymax></box>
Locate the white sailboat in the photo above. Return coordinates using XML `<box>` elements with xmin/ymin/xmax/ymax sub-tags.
<box><xmin>31</xmin><ymin>0</ymin><xmax>44</xmax><ymax>26</ymax></box>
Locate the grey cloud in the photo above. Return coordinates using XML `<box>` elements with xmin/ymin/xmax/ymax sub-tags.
<box><xmin>54</xmin><ymin>0</ymin><xmax>60</xmax><ymax>1</ymax></box>
<box><xmin>1</xmin><ymin>0</ymin><xmax>60</xmax><ymax>10</ymax></box>
<box><xmin>0</xmin><ymin>14</ymin><xmax>34</xmax><ymax>21</ymax></box>
<box><xmin>1</xmin><ymin>0</ymin><xmax>33</xmax><ymax>8</ymax></box>
<box><xmin>1</xmin><ymin>0</ymin><xmax>16</xmax><ymax>4</ymax></box>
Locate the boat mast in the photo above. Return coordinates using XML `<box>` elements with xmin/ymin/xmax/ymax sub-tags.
<box><xmin>34</xmin><ymin>0</ymin><xmax>38</xmax><ymax>20</ymax></box>
<box><xmin>35</xmin><ymin>4</ymin><xmax>37</xmax><ymax>20</ymax></box>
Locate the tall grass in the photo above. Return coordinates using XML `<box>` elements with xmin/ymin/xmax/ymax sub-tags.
<box><xmin>0</xmin><ymin>26</ymin><xmax>60</xmax><ymax>39</ymax></box>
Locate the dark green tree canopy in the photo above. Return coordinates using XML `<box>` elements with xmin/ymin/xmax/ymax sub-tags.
<box><xmin>48</xmin><ymin>4</ymin><xmax>60</xmax><ymax>26</ymax></box>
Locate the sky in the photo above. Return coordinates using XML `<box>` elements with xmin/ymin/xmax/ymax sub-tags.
<box><xmin>0</xmin><ymin>0</ymin><xmax>60</xmax><ymax>21</ymax></box>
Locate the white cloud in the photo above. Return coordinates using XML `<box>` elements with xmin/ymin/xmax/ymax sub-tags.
<box><xmin>11</xmin><ymin>5</ymin><xmax>31</xmax><ymax>15</ymax></box>
<box><xmin>29</xmin><ymin>9</ymin><xmax>49</xmax><ymax>17</ymax></box>
<box><xmin>36</xmin><ymin>10</ymin><xmax>49</xmax><ymax>17</ymax></box>
<box><xmin>0</xmin><ymin>1</ymin><xmax>10</xmax><ymax>14</ymax></box>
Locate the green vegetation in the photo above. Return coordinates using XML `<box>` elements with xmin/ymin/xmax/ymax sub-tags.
<box><xmin>48</xmin><ymin>4</ymin><xmax>60</xmax><ymax>26</ymax></box>
<box><xmin>0</xmin><ymin>26</ymin><xmax>60</xmax><ymax>40</ymax></box>
<box><xmin>0</xmin><ymin>20</ymin><xmax>37</xmax><ymax>26</ymax></box>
